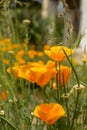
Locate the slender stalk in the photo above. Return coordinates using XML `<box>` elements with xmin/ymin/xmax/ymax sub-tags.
<box><xmin>62</xmin><ymin>48</ymin><xmax>81</xmax><ymax>130</ymax></box>
<box><xmin>63</xmin><ymin>75</ymin><xmax>70</xmax><ymax>128</ymax></box>
<box><xmin>55</xmin><ymin>61</ymin><xmax>59</xmax><ymax>101</ymax></box>
<box><xmin>69</xmin><ymin>92</ymin><xmax>80</xmax><ymax>130</ymax></box>
<box><xmin>63</xmin><ymin>73</ymin><xmax>66</xmax><ymax>95</ymax></box>
<box><xmin>58</xmin><ymin>62</ymin><xmax>62</xmax><ymax>97</ymax></box>
<box><xmin>65</xmin><ymin>98</ymin><xmax>70</xmax><ymax>128</ymax></box>
<box><xmin>0</xmin><ymin>116</ymin><xmax>19</xmax><ymax>130</ymax></box>
<box><xmin>62</xmin><ymin>48</ymin><xmax>80</xmax><ymax>87</ymax></box>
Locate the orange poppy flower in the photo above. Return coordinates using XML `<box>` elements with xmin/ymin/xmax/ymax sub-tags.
<box><xmin>16</xmin><ymin>50</ymin><xmax>24</xmax><ymax>57</ymax></box>
<box><xmin>3</xmin><ymin>38</ymin><xmax>11</xmax><ymax>45</ymax></box>
<box><xmin>57</xmin><ymin>65</ymin><xmax>72</xmax><ymax>86</ymax></box>
<box><xmin>28</xmin><ymin>49</ymin><xmax>37</xmax><ymax>59</ymax></box>
<box><xmin>1</xmin><ymin>91</ymin><xmax>8</xmax><ymax>100</ymax></box>
<box><xmin>28</xmin><ymin>65</ymin><xmax>56</xmax><ymax>87</ymax></box>
<box><xmin>44</xmin><ymin>44</ymin><xmax>50</xmax><ymax>50</ymax></box>
<box><xmin>18</xmin><ymin>58</ymin><xmax>25</xmax><ymax>65</ymax></box>
<box><xmin>7</xmin><ymin>62</ymin><xmax>44</xmax><ymax>79</ymax></box>
<box><xmin>17</xmin><ymin>62</ymin><xmax>44</xmax><ymax>80</ymax></box>
<box><xmin>14</xmin><ymin>61</ymin><xmax>56</xmax><ymax>87</ymax></box>
<box><xmin>7</xmin><ymin>65</ymin><xmax>20</xmax><ymax>78</ymax></box>
<box><xmin>12</xmin><ymin>43</ymin><xmax>20</xmax><ymax>49</ymax></box>
<box><xmin>18</xmin><ymin>65</ymin><xmax>55</xmax><ymax>87</ymax></box>
<box><xmin>34</xmin><ymin>103</ymin><xmax>65</xmax><ymax>124</ymax></box>
<box><xmin>3</xmin><ymin>59</ymin><xmax>9</xmax><ymax>65</ymax></box>
<box><xmin>37</xmin><ymin>51</ymin><xmax>44</xmax><ymax>57</ymax></box>
<box><xmin>44</xmin><ymin>46</ymin><xmax>73</xmax><ymax>62</ymax></box>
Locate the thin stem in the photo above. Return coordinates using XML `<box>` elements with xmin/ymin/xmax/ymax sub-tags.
<box><xmin>55</xmin><ymin>61</ymin><xmax>59</xmax><ymax>101</ymax></box>
<box><xmin>0</xmin><ymin>116</ymin><xmax>19</xmax><ymax>130</ymax></box>
<box><xmin>69</xmin><ymin>92</ymin><xmax>80</xmax><ymax>130</ymax></box>
<box><xmin>63</xmin><ymin>73</ymin><xmax>66</xmax><ymax>95</ymax></box>
<box><xmin>65</xmin><ymin>98</ymin><xmax>70</xmax><ymax>128</ymax></box>
<box><xmin>63</xmin><ymin>48</ymin><xmax>80</xmax><ymax>87</ymax></box>
<box><xmin>58</xmin><ymin>62</ymin><xmax>62</xmax><ymax>97</ymax></box>
<box><xmin>63</xmin><ymin>75</ymin><xmax>70</xmax><ymax>128</ymax></box>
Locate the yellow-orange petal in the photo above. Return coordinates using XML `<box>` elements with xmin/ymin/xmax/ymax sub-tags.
<box><xmin>44</xmin><ymin>46</ymin><xmax>74</xmax><ymax>62</ymax></box>
<box><xmin>34</xmin><ymin>103</ymin><xmax>65</xmax><ymax>124</ymax></box>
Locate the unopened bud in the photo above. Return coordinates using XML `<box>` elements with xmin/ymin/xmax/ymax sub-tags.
<box><xmin>0</xmin><ymin>110</ymin><xmax>5</xmax><ymax>116</ymax></box>
<box><xmin>23</xmin><ymin>19</ymin><xmax>30</xmax><ymax>25</ymax></box>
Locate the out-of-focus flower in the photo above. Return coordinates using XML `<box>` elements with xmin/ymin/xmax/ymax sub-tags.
<box><xmin>0</xmin><ymin>91</ymin><xmax>8</xmax><ymax>100</ymax></box>
<box><xmin>44</xmin><ymin>46</ymin><xmax>73</xmax><ymax>62</ymax></box>
<box><xmin>28</xmin><ymin>49</ymin><xmax>37</xmax><ymax>59</ymax></box>
<box><xmin>33</xmin><ymin>103</ymin><xmax>65</xmax><ymax>124</ymax></box>
<box><xmin>18</xmin><ymin>58</ymin><xmax>25</xmax><ymax>65</ymax></box>
<box><xmin>16</xmin><ymin>50</ymin><xmax>24</xmax><ymax>57</ymax></box>
<box><xmin>12</xmin><ymin>44</ymin><xmax>20</xmax><ymax>49</ymax></box>
<box><xmin>37</xmin><ymin>51</ymin><xmax>44</xmax><ymax>57</ymax></box>
<box><xmin>7</xmin><ymin>65</ymin><xmax>20</xmax><ymax>78</ymax></box>
<box><xmin>44</xmin><ymin>44</ymin><xmax>51</xmax><ymax>50</ymax></box>
<box><xmin>3</xmin><ymin>38</ymin><xmax>11</xmax><ymax>44</ymax></box>
<box><xmin>3</xmin><ymin>59</ymin><xmax>9</xmax><ymax>65</ymax></box>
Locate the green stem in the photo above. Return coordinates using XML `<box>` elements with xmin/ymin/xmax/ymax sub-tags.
<box><xmin>65</xmin><ymin>98</ymin><xmax>70</xmax><ymax>128</ymax></box>
<box><xmin>55</xmin><ymin>62</ymin><xmax>59</xmax><ymax>101</ymax></box>
<box><xmin>63</xmin><ymin>48</ymin><xmax>80</xmax><ymax>87</ymax></box>
<box><xmin>0</xmin><ymin>116</ymin><xmax>19</xmax><ymax>130</ymax></box>
<box><xmin>63</xmin><ymin>73</ymin><xmax>67</xmax><ymax>95</ymax></box>
<box><xmin>69</xmin><ymin>92</ymin><xmax>80</xmax><ymax>130</ymax></box>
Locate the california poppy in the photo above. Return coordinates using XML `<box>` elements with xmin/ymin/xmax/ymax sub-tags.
<box><xmin>28</xmin><ymin>49</ymin><xmax>37</xmax><ymax>59</ymax></box>
<box><xmin>22</xmin><ymin>65</ymin><xmax>56</xmax><ymax>87</ymax></box>
<box><xmin>1</xmin><ymin>91</ymin><xmax>8</xmax><ymax>100</ymax></box>
<box><xmin>7</xmin><ymin>62</ymin><xmax>44</xmax><ymax>79</ymax></box>
<box><xmin>12</xmin><ymin>61</ymin><xmax>56</xmax><ymax>87</ymax></box>
<box><xmin>7</xmin><ymin>65</ymin><xmax>20</xmax><ymax>78</ymax></box>
<box><xmin>3</xmin><ymin>59</ymin><xmax>9</xmax><ymax>65</ymax></box>
<box><xmin>57</xmin><ymin>65</ymin><xmax>72</xmax><ymax>86</ymax></box>
<box><xmin>44</xmin><ymin>46</ymin><xmax>73</xmax><ymax>62</ymax></box>
<box><xmin>34</xmin><ymin>103</ymin><xmax>65</xmax><ymax>124</ymax></box>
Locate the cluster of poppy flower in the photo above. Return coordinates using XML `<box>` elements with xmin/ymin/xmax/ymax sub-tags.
<box><xmin>0</xmin><ymin>38</ymin><xmax>45</xmax><ymax>66</ymax></box>
<box><xmin>7</xmin><ymin>45</ymin><xmax>73</xmax><ymax>87</ymax></box>
<box><xmin>33</xmin><ymin>46</ymin><xmax>73</xmax><ymax>124</ymax></box>
<box><xmin>0</xmin><ymin>37</ymin><xmax>76</xmax><ymax>124</ymax></box>
<box><xmin>5</xmin><ymin>41</ymin><xmax>74</xmax><ymax>124</ymax></box>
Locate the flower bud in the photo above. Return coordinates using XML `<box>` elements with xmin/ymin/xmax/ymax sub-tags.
<box><xmin>23</xmin><ymin>19</ymin><xmax>31</xmax><ymax>26</ymax></box>
<box><xmin>0</xmin><ymin>110</ymin><xmax>5</xmax><ymax>116</ymax></box>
